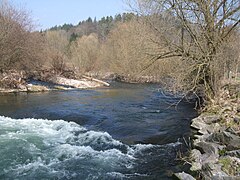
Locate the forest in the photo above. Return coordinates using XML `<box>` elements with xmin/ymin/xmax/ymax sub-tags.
<box><xmin>0</xmin><ymin>0</ymin><xmax>239</xmax><ymax>102</ymax></box>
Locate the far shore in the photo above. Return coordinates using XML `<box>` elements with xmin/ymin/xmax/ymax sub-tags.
<box><xmin>0</xmin><ymin>75</ymin><xmax>110</xmax><ymax>93</ymax></box>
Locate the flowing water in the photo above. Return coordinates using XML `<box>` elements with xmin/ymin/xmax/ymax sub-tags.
<box><xmin>0</xmin><ymin>82</ymin><xmax>197</xmax><ymax>179</ymax></box>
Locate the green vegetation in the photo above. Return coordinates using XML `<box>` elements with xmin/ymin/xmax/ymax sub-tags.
<box><xmin>219</xmin><ymin>157</ymin><xmax>240</xmax><ymax>176</ymax></box>
<box><xmin>218</xmin><ymin>149</ymin><xmax>227</xmax><ymax>156</ymax></box>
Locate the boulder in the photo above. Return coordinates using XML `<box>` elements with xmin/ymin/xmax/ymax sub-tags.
<box><xmin>201</xmin><ymin>153</ymin><xmax>219</xmax><ymax>164</ymax></box>
<box><xmin>205</xmin><ymin>123</ymin><xmax>222</xmax><ymax>134</ymax></box>
<box><xmin>49</xmin><ymin>76</ymin><xmax>109</xmax><ymax>89</ymax></box>
<box><xmin>202</xmin><ymin>163</ymin><xmax>228</xmax><ymax>180</ymax></box>
<box><xmin>226</xmin><ymin>150</ymin><xmax>240</xmax><ymax>158</ymax></box>
<box><xmin>190</xmin><ymin>149</ymin><xmax>202</xmax><ymax>171</ymax></box>
<box><xmin>52</xmin><ymin>76</ymin><xmax>100</xmax><ymax>88</ymax></box>
<box><xmin>207</xmin><ymin>131</ymin><xmax>240</xmax><ymax>151</ymax></box>
<box><xmin>173</xmin><ymin>172</ymin><xmax>196</xmax><ymax>180</ymax></box>
<box><xmin>193</xmin><ymin>134</ymin><xmax>211</xmax><ymax>142</ymax></box>
<box><xmin>191</xmin><ymin>119</ymin><xmax>209</xmax><ymax>133</ymax></box>
<box><xmin>191</xmin><ymin>119</ymin><xmax>221</xmax><ymax>134</ymax></box>
<box><xmin>212</xmin><ymin>175</ymin><xmax>240</xmax><ymax>180</ymax></box>
<box><xmin>202</xmin><ymin>115</ymin><xmax>221</xmax><ymax>124</ymax></box>
<box><xmin>190</xmin><ymin>84</ymin><xmax>240</xmax><ymax>180</ymax></box>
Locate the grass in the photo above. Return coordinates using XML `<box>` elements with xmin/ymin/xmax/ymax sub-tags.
<box><xmin>219</xmin><ymin>157</ymin><xmax>240</xmax><ymax>176</ymax></box>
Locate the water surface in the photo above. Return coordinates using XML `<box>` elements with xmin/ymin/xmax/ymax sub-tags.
<box><xmin>0</xmin><ymin>82</ymin><xmax>197</xmax><ymax>179</ymax></box>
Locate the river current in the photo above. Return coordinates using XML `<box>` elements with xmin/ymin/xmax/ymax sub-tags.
<box><xmin>0</xmin><ymin>82</ymin><xmax>196</xmax><ymax>179</ymax></box>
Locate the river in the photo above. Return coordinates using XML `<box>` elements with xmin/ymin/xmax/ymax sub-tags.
<box><xmin>0</xmin><ymin>82</ymin><xmax>197</xmax><ymax>179</ymax></box>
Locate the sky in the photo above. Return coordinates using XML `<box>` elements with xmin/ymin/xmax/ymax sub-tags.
<box><xmin>10</xmin><ymin>0</ymin><xmax>128</xmax><ymax>30</ymax></box>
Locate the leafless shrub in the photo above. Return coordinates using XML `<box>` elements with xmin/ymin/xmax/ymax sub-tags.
<box><xmin>128</xmin><ymin>0</ymin><xmax>240</xmax><ymax>102</ymax></box>
<box><xmin>0</xmin><ymin>1</ymin><xmax>45</xmax><ymax>73</ymax></box>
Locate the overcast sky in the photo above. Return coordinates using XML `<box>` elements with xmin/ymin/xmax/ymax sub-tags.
<box><xmin>11</xmin><ymin>0</ymin><xmax>128</xmax><ymax>30</ymax></box>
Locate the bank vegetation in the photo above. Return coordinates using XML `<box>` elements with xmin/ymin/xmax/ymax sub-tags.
<box><xmin>0</xmin><ymin>0</ymin><xmax>239</xmax><ymax>102</ymax></box>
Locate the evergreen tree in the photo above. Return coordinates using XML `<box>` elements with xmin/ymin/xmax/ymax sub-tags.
<box><xmin>69</xmin><ymin>33</ymin><xmax>78</xmax><ymax>42</ymax></box>
<box><xmin>115</xmin><ymin>14</ymin><xmax>122</xmax><ymax>22</ymax></box>
<box><xmin>86</xmin><ymin>17</ymin><xmax>93</xmax><ymax>23</ymax></box>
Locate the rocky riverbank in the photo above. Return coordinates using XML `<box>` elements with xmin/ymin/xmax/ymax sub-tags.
<box><xmin>0</xmin><ymin>70</ymin><xmax>110</xmax><ymax>93</ymax></box>
<box><xmin>189</xmin><ymin>82</ymin><xmax>240</xmax><ymax>179</ymax></box>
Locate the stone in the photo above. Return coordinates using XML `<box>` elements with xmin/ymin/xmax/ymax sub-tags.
<box><xmin>207</xmin><ymin>131</ymin><xmax>240</xmax><ymax>151</ymax></box>
<box><xmin>226</xmin><ymin>150</ymin><xmax>240</xmax><ymax>158</ymax></box>
<box><xmin>26</xmin><ymin>84</ymin><xmax>49</xmax><ymax>92</ymax></box>
<box><xmin>202</xmin><ymin>163</ymin><xmax>228</xmax><ymax>180</ymax></box>
<box><xmin>190</xmin><ymin>149</ymin><xmax>202</xmax><ymax>171</ymax></box>
<box><xmin>198</xmin><ymin>128</ymin><xmax>210</xmax><ymax>135</ymax></box>
<box><xmin>191</xmin><ymin>119</ymin><xmax>210</xmax><ymax>133</ymax></box>
<box><xmin>226</xmin><ymin>127</ymin><xmax>239</xmax><ymax>135</ymax></box>
<box><xmin>233</xmin><ymin>116</ymin><xmax>240</xmax><ymax>124</ymax></box>
<box><xmin>193</xmin><ymin>134</ymin><xmax>211</xmax><ymax>142</ymax></box>
<box><xmin>202</xmin><ymin>115</ymin><xmax>221</xmax><ymax>124</ymax></box>
<box><xmin>191</xmin><ymin>118</ymin><xmax>221</xmax><ymax>135</ymax></box>
<box><xmin>208</xmin><ymin>123</ymin><xmax>222</xmax><ymax>133</ymax></box>
<box><xmin>212</xmin><ymin>175</ymin><xmax>240</xmax><ymax>180</ymax></box>
<box><xmin>54</xmin><ymin>85</ymin><xmax>70</xmax><ymax>90</ymax></box>
<box><xmin>201</xmin><ymin>153</ymin><xmax>219</xmax><ymax>164</ymax></box>
<box><xmin>191</xmin><ymin>117</ymin><xmax>204</xmax><ymax>129</ymax></box>
<box><xmin>190</xmin><ymin>85</ymin><xmax>240</xmax><ymax>180</ymax></box>
<box><xmin>195</xmin><ymin>141</ymin><xmax>219</xmax><ymax>155</ymax></box>
<box><xmin>51</xmin><ymin>76</ymin><xmax>104</xmax><ymax>89</ymax></box>
<box><xmin>173</xmin><ymin>172</ymin><xmax>196</xmax><ymax>180</ymax></box>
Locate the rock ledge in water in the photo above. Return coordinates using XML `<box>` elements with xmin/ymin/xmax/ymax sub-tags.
<box><xmin>173</xmin><ymin>172</ymin><xmax>196</xmax><ymax>180</ymax></box>
<box><xmin>0</xmin><ymin>75</ymin><xmax>110</xmax><ymax>93</ymax></box>
<box><xmin>49</xmin><ymin>76</ymin><xmax>109</xmax><ymax>89</ymax></box>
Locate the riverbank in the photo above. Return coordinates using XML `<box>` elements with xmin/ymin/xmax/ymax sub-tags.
<box><xmin>189</xmin><ymin>81</ymin><xmax>240</xmax><ymax>179</ymax></box>
<box><xmin>0</xmin><ymin>70</ymin><xmax>162</xmax><ymax>93</ymax></box>
<box><xmin>85</xmin><ymin>71</ymin><xmax>162</xmax><ymax>84</ymax></box>
<box><xmin>0</xmin><ymin>70</ymin><xmax>110</xmax><ymax>93</ymax></box>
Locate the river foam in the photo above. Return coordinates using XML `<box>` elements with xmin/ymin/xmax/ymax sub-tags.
<box><xmin>1</xmin><ymin>116</ymin><xmax>179</xmax><ymax>179</ymax></box>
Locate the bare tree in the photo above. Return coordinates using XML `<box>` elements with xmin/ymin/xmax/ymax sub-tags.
<box><xmin>44</xmin><ymin>30</ymin><xmax>70</xmax><ymax>73</ymax></box>
<box><xmin>99</xmin><ymin>19</ymin><xmax>178</xmax><ymax>80</ymax></box>
<box><xmin>69</xmin><ymin>33</ymin><xmax>100</xmax><ymax>73</ymax></box>
<box><xmin>0</xmin><ymin>0</ymin><xmax>45</xmax><ymax>72</ymax></box>
<box><xmin>128</xmin><ymin>0</ymin><xmax>240</xmax><ymax>101</ymax></box>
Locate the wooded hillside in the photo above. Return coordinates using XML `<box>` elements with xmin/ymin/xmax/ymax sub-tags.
<box><xmin>0</xmin><ymin>0</ymin><xmax>239</xmax><ymax>103</ymax></box>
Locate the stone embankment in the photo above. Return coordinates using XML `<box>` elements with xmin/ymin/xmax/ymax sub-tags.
<box><xmin>190</xmin><ymin>82</ymin><xmax>240</xmax><ymax>179</ymax></box>
<box><xmin>174</xmin><ymin>82</ymin><xmax>240</xmax><ymax>180</ymax></box>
